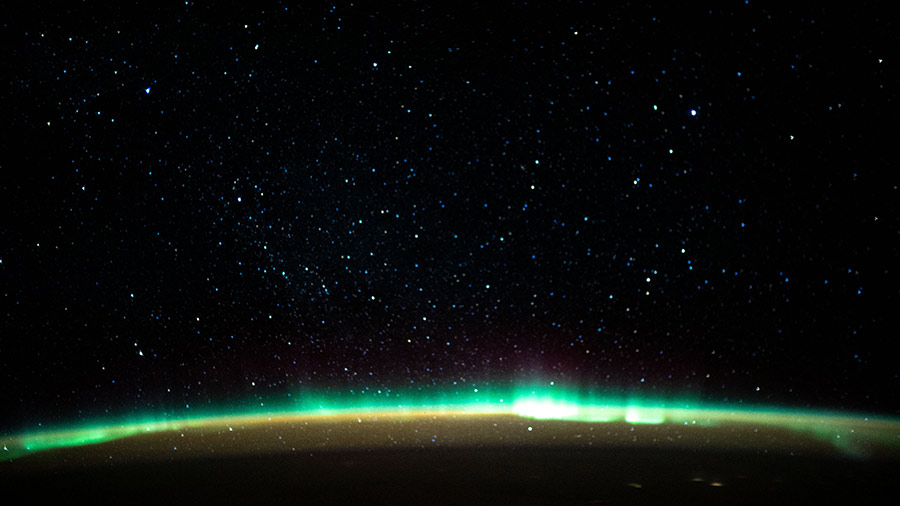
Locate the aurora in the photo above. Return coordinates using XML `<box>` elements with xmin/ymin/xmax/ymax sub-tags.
<box><xmin>4</xmin><ymin>385</ymin><xmax>899</xmax><ymax>462</ymax></box>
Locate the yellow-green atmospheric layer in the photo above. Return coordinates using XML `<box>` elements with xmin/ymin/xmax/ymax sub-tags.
<box><xmin>3</xmin><ymin>385</ymin><xmax>899</xmax><ymax>461</ymax></box>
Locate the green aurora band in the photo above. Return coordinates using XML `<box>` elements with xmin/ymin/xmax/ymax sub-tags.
<box><xmin>3</xmin><ymin>385</ymin><xmax>900</xmax><ymax>461</ymax></box>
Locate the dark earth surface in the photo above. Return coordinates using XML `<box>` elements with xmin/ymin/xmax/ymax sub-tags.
<box><xmin>3</xmin><ymin>446</ymin><xmax>897</xmax><ymax>505</ymax></box>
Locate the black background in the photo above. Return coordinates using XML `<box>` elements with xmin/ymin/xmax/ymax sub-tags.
<box><xmin>1</xmin><ymin>2</ymin><xmax>897</xmax><ymax>431</ymax></box>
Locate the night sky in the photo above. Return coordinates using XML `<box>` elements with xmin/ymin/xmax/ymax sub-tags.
<box><xmin>1</xmin><ymin>2</ymin><xmax>897</xmax><ymax>432</ymax></box>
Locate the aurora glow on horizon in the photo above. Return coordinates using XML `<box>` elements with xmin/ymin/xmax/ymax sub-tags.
<box><xmin>4</xmin><ymin>385</ymin><xmax>900</xmax><ymax>462</ymax></box>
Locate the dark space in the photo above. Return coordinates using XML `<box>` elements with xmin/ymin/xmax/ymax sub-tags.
<box><xmin>1</xmin><ymin>2</ymin><xmax>897</xmax><ymax>503</ymax></box>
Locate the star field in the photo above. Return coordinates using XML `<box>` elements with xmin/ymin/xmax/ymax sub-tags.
<box><xmin>1</xmin><ymin>2</ymin><xmax>897</xmax><ymax>431</ymax></box>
